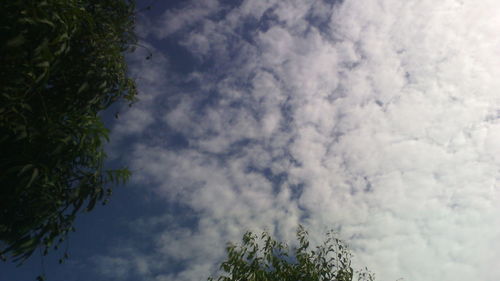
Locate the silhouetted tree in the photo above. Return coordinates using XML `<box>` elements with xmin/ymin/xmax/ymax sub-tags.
<box><xmin>0</xmin><ymin>0</ymin><xmax>137</xmax><ymax>264</ymax></box>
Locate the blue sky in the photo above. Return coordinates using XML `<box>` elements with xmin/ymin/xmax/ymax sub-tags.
<box><xmin>3</xmin><ymin>0</ymin><xmax>500</xmax><ymax>280</ymax></box>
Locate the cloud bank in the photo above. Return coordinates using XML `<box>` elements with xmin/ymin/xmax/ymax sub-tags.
<box><xmin>105</xmin><ymin>0</ymin><xmax>500</xmax><ymax>280</ymax></box>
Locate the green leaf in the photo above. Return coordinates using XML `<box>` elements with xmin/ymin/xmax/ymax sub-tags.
<box><xmin>18</xmin><ymin>164</ymin><xmax>34</xmax><ymax>176</ymax></box>
<box><xmin>37</xmin><ymin>19</ymin><xmax>55</xmax><ymax>28</ymax></box>
<box><xmin>26</xmin><ymin>168</ymin><xmax>39</xmax><ymax>188</ymax></box>
<box><xmin>6</xmin><ymin>35</ymin><xmax>26</xmax><ymax>47</ymax></box>
<box><xmin>36</xmin><ymin>61</ymin><xmax>50</xmax><ymax>68</ymax></box>
<box><xmin>77</xmin><ymin>82</ymin><xmax>89</xmax><ymax>94</ymax></box>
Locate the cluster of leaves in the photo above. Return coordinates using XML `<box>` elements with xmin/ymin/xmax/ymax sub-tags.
<box><xmin>209</xmin><ymin>226</ymin><xmax>375</xmax><ymax>281</ymax></box>
<box><xmin>0</xmin><ymin>0</ymin><xmax>137</xmax><ymax>263</ymax></box>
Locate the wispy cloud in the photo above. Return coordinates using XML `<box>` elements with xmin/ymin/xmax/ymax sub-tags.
<box><xmin>104</xmin><ymin>0</ymin><xmax>500</xmax><ymax>280</ymax></box>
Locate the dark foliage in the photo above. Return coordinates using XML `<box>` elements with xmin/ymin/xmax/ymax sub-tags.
<box><xmin>0</xmin><ymin>0</ymin><xmax>137</xmax><ymax>263</ymax></box>
<box><xmin>209</xmin><ymin>226</ymin><xmax>375</xmax><ymax>281</ymax></box>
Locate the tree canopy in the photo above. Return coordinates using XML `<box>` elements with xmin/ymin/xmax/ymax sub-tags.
<box><xmin>209</xmin><ymin>226</ymin><xmax>375</xmax><ymax>281</ymax></box>
<box><xmin>0</xmin><ymin>0</ymin><xmax>137</xmax><ymax>263</ymax></box>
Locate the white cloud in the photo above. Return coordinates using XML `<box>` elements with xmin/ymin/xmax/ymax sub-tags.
<box><xmin>110</xmin><ymin>42</ymin><xmax>169</xmax><ymax>138</ymax></box>
<box><xmin>93</xmin><ymin>256</ymin><xmax>133</xmax><ymax>279</ymax></box>
<box><xmin>155</xmin><ymin>0</ymin><xmax>220</xmax><ymax>38</ymax></box>
<box><xmin>105</xmin><ymin>0</ymin><xmax>500</xmax><ymax>280</ymax></box>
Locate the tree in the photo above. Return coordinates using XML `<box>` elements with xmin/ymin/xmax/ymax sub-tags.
<box><xmin>209</xmin><ymin>226</ymin><xmax>375</xmax><ymax>281</ymax></box>
<box><xmin>0</xmin><ymin>0</ymin><xmax>137</xmax><ymax>264</ymax></box>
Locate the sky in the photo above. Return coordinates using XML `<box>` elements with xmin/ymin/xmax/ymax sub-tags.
<box><xmin>3</xmin><ymin>0</ymin><xmax>500</xmax><ymax>280</ymax></box>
